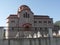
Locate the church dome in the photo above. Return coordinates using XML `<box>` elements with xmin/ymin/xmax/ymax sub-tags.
<box><xmin>18</xmin><ymin>5</ymin><xmax>31</xmax><ymax>12</ymax></box>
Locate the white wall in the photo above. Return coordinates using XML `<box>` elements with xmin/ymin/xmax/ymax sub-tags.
<box><xmin>0</xmin><ymin>27</ymin><xmax>4</xmax><ymax>39</ymax></box>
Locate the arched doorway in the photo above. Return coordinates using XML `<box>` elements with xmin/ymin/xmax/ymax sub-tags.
<box><xmin>22</xmin><ymin>23</ymin><xmax>32</xmax><ymax>31</ymax></box>
<box><xmin>24</xmin><ymin>25</ymin><xmax>29</xmax><ymax>31</ymax></box>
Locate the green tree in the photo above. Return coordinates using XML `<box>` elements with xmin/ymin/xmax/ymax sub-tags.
<box><xmin>54</xmin><ymin>21</ymin><xmax>60</xmax><ymax>27</ymax></box>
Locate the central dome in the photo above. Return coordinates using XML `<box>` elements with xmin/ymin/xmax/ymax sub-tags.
<box><xmin>18</xmin><ymin>5</ymin><xmax>31</xmax><ymax>12</ymax></box>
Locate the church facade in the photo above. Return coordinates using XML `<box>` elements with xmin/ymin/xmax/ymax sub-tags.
<box><xmin>5</xmin><ymin>5</ymin><xmax>53</xmax><ymax>39</ymax></box>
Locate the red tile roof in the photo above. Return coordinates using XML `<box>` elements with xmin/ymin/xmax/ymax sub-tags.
<box><xmin>7</xmin><ymin>14</ymin><xmax>18</xmax><ymax>19</ymax></box>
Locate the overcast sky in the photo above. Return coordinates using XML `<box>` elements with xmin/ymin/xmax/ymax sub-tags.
<box><xmin>0</xmin><ymin>0</ymin><xmax>60</xmax><ymax>26</ymax></box>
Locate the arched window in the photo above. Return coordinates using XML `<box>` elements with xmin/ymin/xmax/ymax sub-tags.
<box><xmin>23</xmin><ymin>12</ymin><xmax>30</xmax><ymax>18</ymax></box>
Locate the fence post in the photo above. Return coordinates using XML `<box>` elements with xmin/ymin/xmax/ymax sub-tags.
<box><xmin>8</xmin><ymin>39</ymin><xmax>10</xmax><ymax>45</ymax></box>
<box><xmin>48</xmin><ymin>28</ymin><xmax>53</xmax><ymax>45</ymax></box>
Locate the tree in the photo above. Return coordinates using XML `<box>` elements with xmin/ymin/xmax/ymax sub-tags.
<box><xmin>54</xmin><ymin>21</ymin><xmax>60</xmax><ymax>27</ymax></box>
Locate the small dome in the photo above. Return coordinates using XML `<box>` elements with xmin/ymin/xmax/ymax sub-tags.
<box><xmin>18</xmin><ymin>5</ymin><xmax>31</xmax><ymax>12</ymax></box>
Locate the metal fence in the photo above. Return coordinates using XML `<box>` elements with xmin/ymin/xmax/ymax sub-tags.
<box><xmin>0</xmin><ymin>27</ymin><xmax>60</xmax><ymax>45</ymax></box>
<box><xmin>1</xmin><ymin>37</ymin><xmax>60</xmax><ymax>45</ymax></box>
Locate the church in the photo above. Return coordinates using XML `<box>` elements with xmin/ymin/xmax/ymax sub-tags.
<box><xmin>6</xmin><ymin>5</ymin><xmax>53</xmax><ymax>39</ymax></box>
